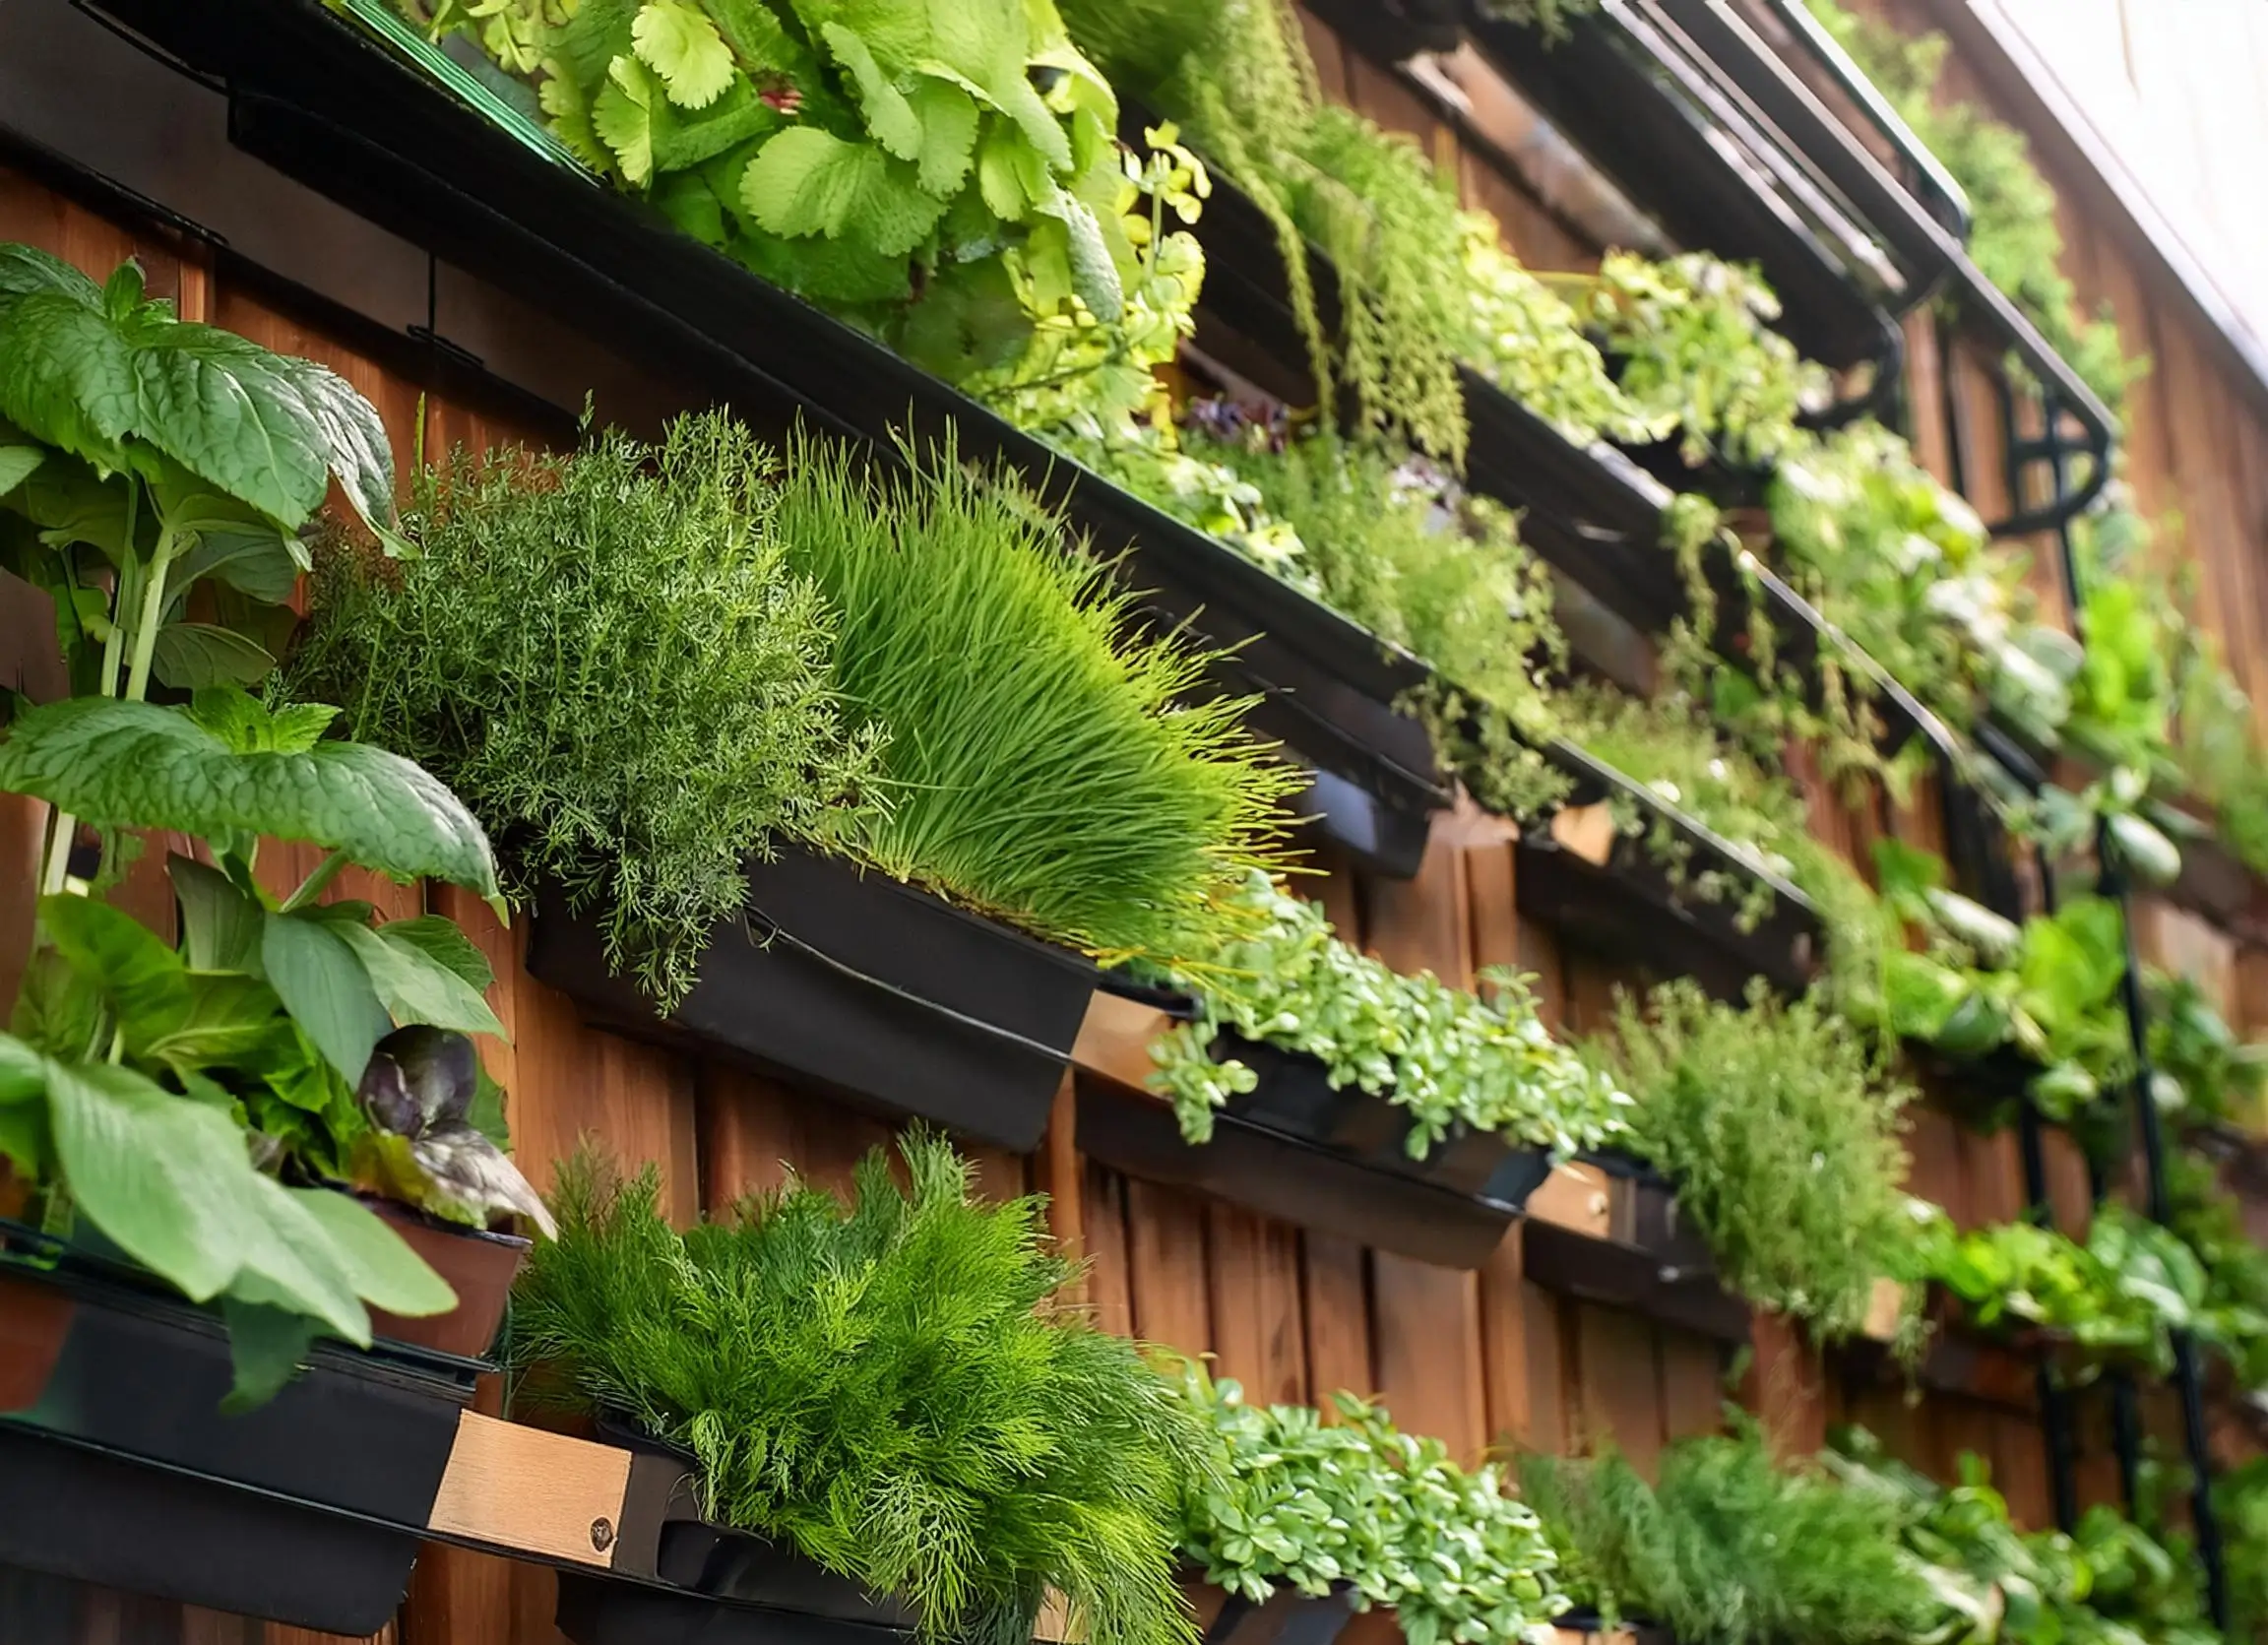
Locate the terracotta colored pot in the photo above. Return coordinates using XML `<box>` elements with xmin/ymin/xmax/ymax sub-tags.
<box><xmin>0</xmin><ymin>1269</ymin><xmax>74</xmax><ymax>1414</ymax></box>
<box><xmin>363</xmin><ymin>1199</ymin><xmax>531</xmax><ymax>1360</ymax></box>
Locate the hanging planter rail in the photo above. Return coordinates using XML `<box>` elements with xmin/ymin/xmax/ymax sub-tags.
<box><xmin>526</xmin><ymin>847</ymin><xmax>1099</xmax><ymax>1154</ymax></box>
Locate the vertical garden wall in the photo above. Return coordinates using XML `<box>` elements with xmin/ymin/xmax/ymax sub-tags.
<box><xmin>5</xmin><ymin>0</ymin><xmax>2268</xmax><ymax>1642</ymax></box>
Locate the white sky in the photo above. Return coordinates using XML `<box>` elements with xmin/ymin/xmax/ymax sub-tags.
<box><xmin>1985</xmin><ymin>0</ymin><xmax>2268</xmax><ymax>368</ymax></box>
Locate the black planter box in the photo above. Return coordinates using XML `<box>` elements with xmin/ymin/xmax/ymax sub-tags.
<box><xmin>1077</xmin><ymin>1034</ymin><xmax>1552</xmax><ymax>1268</ymax></box>
<box><xmin>527</xmin><ymin>848</ymin><xmax>1097</xmax><ymax>1153</ymax></box>
<box><xmin>1524</xmin><ymin>740</ymin><xmax>1821</xmax><ymax>999</ymax></box>
<box><xmin>1520</xmin><ymin>1157</ymin><xmax>1751</xmax><ymax>1343</ymax></box>
<box><xmin>0</xmin><ymin>1254</ymin><xmax>475</xmax><ymax>1634</ymax></box>
<box><xmin>1201</xmin><ymin>1584</ymin><xmax>1357</xmax><ymax>1645</ymax></box>
<box><xmin>560</xmin><ymin>1421</ymin><xmax>916</xmax><ymax>1645</ymax></box>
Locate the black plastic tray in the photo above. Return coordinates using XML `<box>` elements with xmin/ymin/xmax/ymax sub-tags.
<box><xmin>0</xmin><ymin>1255</ymin><xmax>475</xmax><ymax>1633</ymax></box>
<box><xmin>1201</xmin><ymin>1585</ymin><xmax>1357</xmax><ymax>1645</ymax></box>
<box><xmin>89</xmin><ymin>0</ymin><xmax>1449</xmax><ymax>838</ymax></box>
<box><xmin>1520</xmin><ymin>1162</ymin><xmax>1751</xmax><ymax>1342</ymax></box>
<box><xmin>1075</xmin><ymin>1033</ymin><xmax>1551</xmax><ymax>1268</ymax></box>
<box><xmin>1527</xmin><ymin>739</ymin><xmax>1821</xmax><ymax>997</ymax></box>
<box><xmin>527</xmin><ymin>847</ymin><xmax>1097</xmax><ymax>1153</ymax></box>
<box><xmin>1458</xmin><ymin>0</ymin><xmax>1901</xmax><ymax>369</ymax></box>
<box><xmin>558</xmin><ymin>1420</ymin><xmax>916</xmax><ymax>1645</ymax></box>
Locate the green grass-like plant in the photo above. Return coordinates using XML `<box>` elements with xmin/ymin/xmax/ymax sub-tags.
<box><xmin>769</xmin><ymin>430</ymin><xmax>1297</xmax><ymax>962</ymax></box>
<box><xmin>1598</xmin><ymin>980</ymin><xmax>1917</xmax><ymax>1345</ymax></box>
<box><xmin>1521</xmin><ymin>1423</ymin><xmax>1936</xmax><ymax>1645</ymax></box>
<box><xmin>296</xmin><ymin>414</ymin><xmax>875</xmax><ymax>1006</ymax></box>
<box><xmin>513</xmin><ymin>1136</ymin><xmax>1206</xmax><ymax>1645</ymax></box>
<box><xmin>1178</xmin><ymin>1363</ymin><xmax>1567</xmax><ymax>1645</ymax></box>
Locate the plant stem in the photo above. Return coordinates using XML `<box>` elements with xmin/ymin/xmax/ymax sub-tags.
<box><xmin>121</xmin><ymin>524</ymin><xmax>179</xmax><ymax>705</ymax></box>
<box><xmin>37</xmin><ymin>805</ymin><xmax>76</xmax><ymax>895</ymax></box>
<box><xmin>281</xmin><ymin>849</ymin><xmax>350</xmax><ymax>914</ymax></box>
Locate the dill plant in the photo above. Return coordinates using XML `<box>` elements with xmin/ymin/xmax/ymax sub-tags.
<box><xmin>768</xmin><ymin>431</ymin><xmax>1297</xmax><ymax>962</ymax></box>
<box><xmin>1178</xmin><ymin>1363</ymin><xmax>1567</xmax><ymax>1645</ymax></box>
<box><xmin>295</xmin><ymin>414</ymin><xmax>873</xmax><ymax>1006</ymax></box>
<box><xmin>1598</xmin><ymin>980</ymin><xmax>1917</xmax><ymax>1346</ymax></box>
<box><xmin>1521</xmin><ymin>1424</ymin><xmax>1935</xmax><ymax>1645</ymax></box>
<box><xmin>512</xmin><ymin>1136</ymin><xmax>1205</xmax><ymax>1645</ymax></box>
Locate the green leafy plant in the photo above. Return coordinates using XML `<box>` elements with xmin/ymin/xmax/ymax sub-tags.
<box><xmin>1827</xmin><ymin>1430</ymin><xmax>2216</xmax><ymax>1645</ymax></box>
<box><xmin>1598</xmin><ymin>979</ymin><xmax>1916</xmax><ymax>1345</ymax></box>
<box><xmin>1134</xmin><ymin>871</ymin><xmax>1630</xmax><ymax>1156</ymax></box>
<box><xmin>1178</xmin><ymin>1362</ymin><xmax>1567</xmax><ymax>1645</ymax></box>
<box><xmin>1459</xmin><ymin>220</ymin><xmax>1642</xmax><ymax>448</ymax></box>
<box><xmin>1183</xmin><ymin>418</ymin><xmax>1572</xmax><ymax>818</ymax></box>
<box><xmin>1055</xmin><ymin>0</ymin><xmax>1472</xmax><ymax>462</ymax></box>
<box><xmin>1548</xmin><ymin>252</ymin><xmax>1832</xmax><ymax>469</ymax></box>
<box><xmin>410</xmin><ymin>0</ymin><xmax>1162</xmax><ymax>384</ymax></box>
<box><xmin>297</xmin><ymin>413</ymin><xmax>874</xmax><ymax>1007</ymax></box>
<box><xmin>0</xmin><ymin>244</ymin><xmax>549</xmax><ymax>1402</ymax></box>
<box><xmin>1903</xmin><ymin>1198</ymin><xmax>2268</xmax><ymax>1377</ymax></box>
<box><xmin>513</xmin><ymin>1135</ymin><xmax>1205</xmax><ymax>1645</ymax></box>
<box><xmin>1521</xmin><ymin>1421</ymin><xmax>1937</xmax><ymax>1645</ymax></box>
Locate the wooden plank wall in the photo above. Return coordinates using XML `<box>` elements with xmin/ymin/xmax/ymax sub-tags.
<box><xmin>14</xmin><ymin>0</ymin><xmax>2268</xmax><ymax>1619</ymax></box>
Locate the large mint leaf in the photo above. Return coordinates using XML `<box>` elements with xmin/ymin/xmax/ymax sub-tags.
<box><xmin>0</xmin><ymin>244</ymin><xmax>102</xmax><ymax>308</ymax></box>
<box><xmin>127</xmin><ymin>323</ymin><xmax>335</xmax><ymax>532</ymax></box>
<box><xmin>290</xmin><ymin>1185</ymin><xmax>457</xmax><ymax>1316</ymax></box>
<box><xmin>0</xmin><ymin>695</ymin><xmax>501</xmax><ymax>895</ymax></box>
<box><xmin>43</xmin><ymin>1053</ymin><xmax>264</xmax><ymax>1302</ymax></box>
<box><xmin>253</xmin><ymin>360</ymin><xmax>399</xmax><ymax>544</ymax></box>
<box><xmin>0</xmin><ymin>291</ymin><xmax>138</xmax><ymax>471</ymax></box>
<box><xmin>336</xmin><ymin>918</ymin><xmax>506</xmax><ymax>1038</ymax></box>
<box><xmin>263</xmin><ymin>911</ymin><xmax>392</xmax><ymax>1086</ymax></box>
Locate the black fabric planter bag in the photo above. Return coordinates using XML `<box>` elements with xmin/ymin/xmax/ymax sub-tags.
<box><xmin>527</xmin><ymin>848</ymin><xmax>1099</xmax><ymax>1153</ymax></box>
<box><xmin>0</xmin><ymin>1256</ymin><xmax>475</xmax><ymax>1634</ymax></box>
<box><xmin>559</xmin><ymin>1420</ymin><xmax>915</xmax><ymax>1645</ymax></box>
<box><xmin>1077</xmin><ymin>1034</ymin><xmax>1552</xmax><ymax>1269</ymax></box>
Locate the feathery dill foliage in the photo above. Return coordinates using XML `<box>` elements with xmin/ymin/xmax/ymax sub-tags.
<box><xmin>1178</xmin><ymin>1364</ymin><xmax>1567</xmax><ymax>1645</ymax></box>
<box><xmin>1054</xmin><ymin>0</ymin><xmax>1471</xmax><ymax>463</ymax></box>
<box><xmin>513</xmin><ymin>1138</ymin><xmax>1205</xmax><ymax>1645</ymax></box>
<box><xmin>1599</xmin><ymin>981</ymin><xmax>1917</xmax><ymax>1345</ymax></box>
<box><xmin>1521</xmin><ymin>1424</ymin><xmax>1936</xmax><ymax>1645</ymax></box>
<box><xmin>770</xmin><ymin>432</ymin><xmax>1296</xmax><ymax>961</ymax></box>
<box><xmin>1191</xmin><ymin>427</ymin><xmax>1572</xmax><ymax>818</ymax></box>
<box><xmin>295</xmin><ymin>415</ymin><xmax>872</xmax><ymax>1007</ymax></box>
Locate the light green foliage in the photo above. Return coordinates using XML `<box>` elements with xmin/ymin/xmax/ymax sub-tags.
<box><xmin>1521</xmin><ymin>1422</ymin><xmax>1936</xmax><ymax>1645</ymax></box>
<box><xmin>1054</xmin><ymin>0</ymin><xmax>1471</xmax><ymax>462</ymax></box>
<box><xmin>2219</xmin><ymin>1455</ymin><xmax>2268</xmax><ymax>1643</ymax></box>
<box><xmin>1550</xmin><ymin>681</ymin><xmax>1899</xmax><ymax>1013</ymax></box>
<box><xmin>1903</xmin><ymin>1197</ymin><xmax>2268</xmax><ymax>1377</ymax></box>
<box><xmin>974</xmin><ymin>125</ymin><xmax>1212</xmax><ymax>436</ymax></box>
<box><xmin>2167</xmin><ymin>1151</ymin><xmax>2268</xmax><ymax>1388</ymax></box>
<box><xmin>1828</xmin><ymin>1431</ymin><xmax>2216</xmax><ymax>1645</ymax></box>
<box><xmin>511</xmin><ymin>1136</ymin><xmax>1204</xmax><ymax>1645</ymax></box>
<box><xmin>1799</xmin><ymin>0</ymin><xmax>2145</xmax><ymax>418</ymax></box>
<box><xmin>1769</xmin><ymin>421</ymin><xmax>2059</xmax><ymax>741</ymax></box>
<box><xmin>1187</xmin><ymin>426</ymin><xmax>1573</xmax><ymax>819</ymax></box>
<box><xmin>1458</xmin><ymin>219</ymin><xmax>1642</xmax><ymax>448</ymax></box>
<box><xmin>1875</xmin><ymin>858</ymin><xmax>2132</xmax><ymax>1122</ymax></box>
<box><xmin>1599</xmin><ymin>980</ymin><xmax>1917</xmax><ymax>1344</ymax></box>
<box><xmin>1177</xmin><ymin>1363</ymin><xmax>1567</xmax><ymax>1645</ymax></box>
<box><xmin>1055</xmin><ymin>416</ymin><xmax>1316</xmax><ymax>589</ymax></box>
<box><xmin>768</xmin><ymin>430</ymin><xmax>1297</xmax><ymax>964</ymax></box>
<box><xmin>1134</xmin><ymin>871</ymin><xmax>1630</xmax><ymax>1156</ymax></box>
<box><xmin>413</xmin><ymin>0</ymin><xmax>1166</xmax><ymax>383</ymax></box>
<box><xmin>2149</xmin><ymin>970</ymin><xmax>2268</xmax><ymax>1131</ymax></box>
<box><xmin>1558</xmin><ymin>253</ymin><xmax>1832</xmax><ymax>469</ymax></box>
<box><xmin>297</xmin><ymin>415</ymin><xmax>871</xmax><ymax>1008</ymax></box>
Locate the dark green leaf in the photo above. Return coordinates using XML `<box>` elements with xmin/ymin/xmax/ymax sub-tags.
<box><xmin>0</xmin><ymin>291</ymin><xmax>137</xmax><ymax>472</ymax></box>
<box><xmin>335</xmin><ymin>918</ymin><xmax>505</xmax><ymax>1038</ymax></box>
<box><xmin>218</xmin><ymin>1297</ymin><xmax>321</xmax><ymax>1412</ymax></box>
<box><xmin>37</xmin><ymin>892</ymin><xmax>188</xmax><ymax>1031</ymax></box>
<box><xmin>169</xmin><ymin>854</ymin><xmax>267</xmax><ymax>975</ymax></box>
<box><xmin>151</xmin><ymin>622</ymin><xmax>276</xmax><ymax>690</ymax></box>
